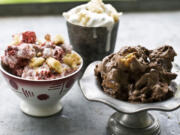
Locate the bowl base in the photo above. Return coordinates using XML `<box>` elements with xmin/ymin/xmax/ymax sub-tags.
<box><xmin>107</xmin><ymin>111</ymin><xmax>160</xmax><ymax>135</ymax></box>
<box><xmin>20</xmin><ymin>101</ymin><xmax>63</xmax><ymax>117</ymax></box>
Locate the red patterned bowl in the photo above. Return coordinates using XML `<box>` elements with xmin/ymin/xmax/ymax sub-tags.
<box><xmin>0</xmin><ymin>51</ymin><xmax>83</xmax><ymax>117</ymax></box>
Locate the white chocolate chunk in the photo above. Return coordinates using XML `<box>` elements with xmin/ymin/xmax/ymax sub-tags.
<box><xmin>53</xmin><ymin>34</ymin><xmax>64</xmax><ymax>45</ymax></box>
<box><xmin>63</xmin><ymin>53</ymin><xmax>81</xmax><ymax>69</ymax></box>
<box><xmin>29</xmin><ymin>57</ymin><xmax>45</xmax><ymax>67</ymax></box>
<box><xmin>46</xmin><ymin>57</ymin><xmax>63</xmax><ymax>73</ymax></box>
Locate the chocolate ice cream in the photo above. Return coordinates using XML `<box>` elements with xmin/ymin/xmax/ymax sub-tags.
<box><xmin>95</xmin><ymin>45</ymin><xmax>177</xmax><ymax>103</ymax></box>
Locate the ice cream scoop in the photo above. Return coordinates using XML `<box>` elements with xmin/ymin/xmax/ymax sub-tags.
<box><xmin>95</xmin><ymin>45</ymin><xmax>177</xmax><ymax>103</ymax></box>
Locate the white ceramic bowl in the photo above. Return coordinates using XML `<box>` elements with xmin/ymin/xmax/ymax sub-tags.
<box><xmin>0</xmin><ymin>51</ymin><xmax>83</xmax><ymax>117</ymax></box>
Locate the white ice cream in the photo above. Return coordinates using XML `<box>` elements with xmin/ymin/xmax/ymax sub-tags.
<box><xmin>63</xmin><ymin>0</ymin><xmax>122</xmax><ymax>28</ymax></box>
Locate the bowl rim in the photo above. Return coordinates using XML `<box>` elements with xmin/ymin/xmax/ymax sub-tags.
<box><xmin>0</xmin><ymin>50</ymin><xmax>83</xmax><ymax>82</ymax></box>
<box><xmin>66</xmin><ymin>20</ymin><xmax>119</xmax><ymax>29</ymax></box>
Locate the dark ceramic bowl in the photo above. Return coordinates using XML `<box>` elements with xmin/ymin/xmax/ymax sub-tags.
<box><xmin>66</xmin><ymin>21</ymin><xmax>119</xmax><ymax>73</ymax></box>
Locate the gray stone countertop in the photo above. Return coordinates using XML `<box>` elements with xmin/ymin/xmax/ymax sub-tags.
<box><xmin>0</xmin><ymin>11</ymin><xmax>180</xmax><ymax>135</ymax></box>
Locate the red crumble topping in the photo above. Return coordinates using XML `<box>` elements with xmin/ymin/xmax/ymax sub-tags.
<box><xmin>14</xmin><ymin>68</ymin><xmax>24</xmax><ymax>76</ymax></box>
<box><xmin>18</xmin><ymin>59</ymin><xmax>29</xmax><ymax>67</ymax></box>
<box><xmin>53</xmin><ymin>48</ymin><xmax>64</xmax><ymax>61</ymax></box>
<box><xmin>1</xmin><ymin>31</ymin><xmax>80</xmax><ymax>80</ymax></box>
<box><xmin>6</xmin><ymin>46</ymin><xmax>18</xmax><ymax>56</ymax></box>
<box><xmin>36</xmin><ymin>70</ymin><xmax>52</xmax><ymax>80</ymax></box>
<box><xmin>22</xmin><ymin>31</ymin><xmax>36</xmax><ymax>43</ymax></box>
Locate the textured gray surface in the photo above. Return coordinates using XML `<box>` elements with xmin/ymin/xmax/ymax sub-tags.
<box><xmin>0</xmin><ymin>11</ymin><xmax>180</xmax><ymax>135</ymax></box>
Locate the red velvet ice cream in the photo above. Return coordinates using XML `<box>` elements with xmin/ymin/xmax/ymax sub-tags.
<box><xmin>1</xmin><ymin>31</ymin><xmax>82</xmax><ymax>80</ymax></box>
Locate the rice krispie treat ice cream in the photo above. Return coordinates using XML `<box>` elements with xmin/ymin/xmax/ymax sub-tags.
<box><xmin>63</xmin><ymin>0</ymin><xmax>122</xmax><ymax>28</ymax></box>
<box><xmin>1</xmin><ymin>31</ymin><xmax>81</xmax><ymax>80</ymax></box>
